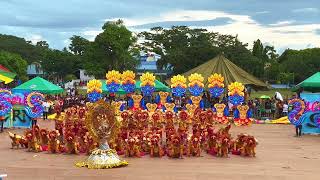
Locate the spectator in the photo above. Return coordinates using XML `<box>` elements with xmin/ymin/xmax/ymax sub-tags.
<box><xmin>282</xmin><ymin>101</ymin><xmax>289</xmax><ymax>116</ymax></box>
<box><xmin>271</xmin><ymin>99</ymin><xmax>276</xmax><ymax>119</ymax></box>
<box><xmin>265</xmin><ymin>100</ymin><xmax>272</xmax><ymax>117</ymax></box>
<box><xmin>43</xmin><ymin>100</ymin><xmax>51</xmax><ymax>120</ymax></box>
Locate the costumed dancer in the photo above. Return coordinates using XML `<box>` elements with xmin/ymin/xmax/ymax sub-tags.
<box><xmin>228</xmin><ymin>82</ymin><xmax>247</xmax><ymax>126</ymax></box>
<box><xmin>234</xmin><ymin>104</ymin><xmax>253</xmax><ymax>126</ymax></box>
<box><xmin>121</xmin><ymin>70</ymin><xmax>136</xmax><ymax>110</ymax></box>
<box><xmin>188</xmin><ymin>73</ymin><xmax>205</xmax><ymax>109</ymax></box>
<box><xmin>106</xmin><ymin>70</ymin><xmax>121</xmax><ymax>102</ymax></box>
<box><xmin>155</xmin><ymin>92</ymin><xmax>171</xmax><ymax>111</ymax></box>
<box><xmin>170</xmin><ymin>75</ymin><xmax>187</xmax><ymax>112</ymax></box>
<box><xmin>76</xmin><ymin>100</ymin><xmax>128</xmax><ymax>168</ymax></box>
<box><xmin>207</xmin><ymin>73</ymin><xmax>225</xmax><ymax>103</ymax></box>
<box><xmin>140</xmin><ymin>72</ymin><xmax>156</xmax><ymax>109</ymax></box>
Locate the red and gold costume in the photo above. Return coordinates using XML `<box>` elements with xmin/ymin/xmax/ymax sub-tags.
<box><xmin>158</xmin><ymin>92</ymin><xmax>169</xmax><ymax>109</ymax></box>
<box><xmin>190</xmin><ymin>96</ymin><xmax>202</xmax><ymax>108</ymax></box>
<box><xmin>150</xmin><ymin>134</ymin><xmax>164</xmax><ymax>157</ymax></box>
<box><xmin>25</xmin><ymin>129</ymin><xmax>42</xmax><ymax>152</ymax></box>
<box><xmin>234</xmin><ymin>105</ymin><xmax>252</xmax><ymax>126</ymax></box>
<box><xmin>187</xmin><ymin>133</ymin><xmax>201</xmax><ymax>157</ymax></box>
<box><xmin>124</xmin><ymin>136</ymin><xmax>142</xmax><ymax>158</ymax></box>
<box><xmin>65</xmin><ymin>132</ymin><xmax>79</xmax><ymax>154</ymax></box>
<box><xmin>131</xmin><ymin>95</ymin><xmax>142</xmax><ymax>111</ymax></box>
<box><xmin>48</xmin><ymin>130</ymin><xmax>61</xmax><ymax>153</ymax></box>
<box><xmin>167</xmin><ymin>133</ymin><xmax>184</xmax><ymax>158</ymax></box>
<box><xmin>177</xmin><ymin>110</ymin><xmax>189</xmax><ymax>143</ymax></box>
<box><xmin>213</xmin><ymin>103</ymin><xmax>229</xmax><ymax>124</ymax></box>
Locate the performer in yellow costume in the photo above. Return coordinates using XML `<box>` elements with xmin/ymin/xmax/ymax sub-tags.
<box><xmin>76</xmin><ymin>100</ymin><xmax>128</xmax><ymax>169</ymax></box>
<box><xmin>234</xmin><ymin>104</ymin><xmax>253</xmax><ymax>126</ymax></box>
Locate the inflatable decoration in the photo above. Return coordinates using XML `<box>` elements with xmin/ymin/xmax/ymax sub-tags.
<box><xmin>228</xmin><ymin>82</ymin><xmax>244</xmax><ymax>106</ymax></box>
<box><xmin>25</xmin><ymin>92</ymin><xmax>44</xmax><ymax>119</ymax></box>
<box><xmin>208</xmin><ymin>73</ymin><xmax>224</xmax><ymax>98</ymax></box>
<box><xmin>87</xmin><ymin>79</ymin><xmax>102</xmax><ymax>103</ymax></box>
<box><xmin>0</xmin><ymin>89</ymin><xmax>12</xmax><ymax>116</ymax></box>
<box><xmin>171</xmin><ymin>75</ymin><xmax>187</xmax><ymax>97</ymax></box>
<box><xmin>213</xmin><ymin>103</ymin><xmax>229</xmax><ymax>124</ymax></box>
<box><xmin>11</xmin><ymin>92</ymin><xmax>26</xmax><ymax>105</ymax></box>
<box><xmin>106</xmin><ymin>70</ymin><xmax>121</xmax><ymax>94</ymax></box>
<box><xmin>76</xmin><ymin>100</ymin><xmax>128</xmax><ymax>169</ymax></box>
<box><xmin>140</xmin><ymin>72</ymin><xmax>155</xmax><ymax>96</ymax></box>
<box><xmin>121</xmin><ymin>70</ymin><xmax>136</xmax><ymax>94</ymax></box>
<box><xmin>234</xmin><ymin>104</ymin><xmax>253</xmax><ymax>126</ymax></box>
<box><xmin>188</xmin><ymin>73</ymin><xmax>204</xmax><ymax>96</ymax></box>
<box><xmin>288</xmin><ymin>98</ymin><xmax>306</xmax><ymax>126</ymax></box>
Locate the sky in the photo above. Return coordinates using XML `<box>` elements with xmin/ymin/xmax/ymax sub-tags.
<box><xmin>0</xmin><ymin>0</ymin><xmax>319</xmax><ymax>53</ymax></box>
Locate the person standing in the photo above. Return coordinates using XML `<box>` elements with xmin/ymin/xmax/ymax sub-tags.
<box><xmin>42</xmin><ymin>101</ymin><xmax>50</xmax><ymax>120</ymax></box>
<box><xmin>282</xmin><ymin>101</ymin><xmax>289</xmax><ymax>117</ymax></box>
<box><xmin>295</xmin><ymin>124</ymin><xmax>303</xmax><ymax>137</ymax></box>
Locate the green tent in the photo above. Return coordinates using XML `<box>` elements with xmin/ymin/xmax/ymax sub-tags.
<box><xmin>292</xmin><ymin>72</ymin><xmax>320</xmax><ymax>92</ymax></box>
<box><xmin>13</xmin><ymin>76</ymin><xmax>64</xmax><ymax>94</ymax></box>
<box><xmin>166</xmin><ymin>54</ymin><xmax>268</xmax><ymax>89</ymax></box>
<box><xmin>101</xmin><ymin>79</ymin><xmax>170</xmax><ymax>94</ymax></box>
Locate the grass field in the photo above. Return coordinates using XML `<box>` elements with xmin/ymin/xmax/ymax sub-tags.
<box><xmin>250</xmin><ymin>88</ymin><xmax>295</xmax><ymax>100</ymax></box>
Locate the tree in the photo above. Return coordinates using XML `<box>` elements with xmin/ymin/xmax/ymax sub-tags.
<box><xmin>36</xmin><ymin>41</ymin><xmax>49</xmax><ymax>48</ymax></box>
<box><xmin>138</xmin><ymin>26</ymin><xmax>220</xmax><ymax>74</ymax></box>
<box><xmin>83</xmin><ymin>20</ymin><xmax>139</xmax><ymax>78</ymax></box>
<box><xmin>278</xmin><ymin>48</ymin><xmax>320</xmax><ymax>83</ymax></box>
<box><xmin>0</xmin><ymin>50</ymin><xmax>28</xmax><ymax>80</ymax></box>
<box><xmin>69</xmin><ymin>35</ymin><xmax>90</xmax><ymax>55</ymax></box>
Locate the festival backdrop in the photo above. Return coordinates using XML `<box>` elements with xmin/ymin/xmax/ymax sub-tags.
<box><xmin>3</xmin><ymin>105</ymin><xmax>32</xmax><ymax>128</ymax></box>
<box><xmin>300</xmin><ymin>92</ymin><xmax>320</xmax><ymax>134</ymax></box>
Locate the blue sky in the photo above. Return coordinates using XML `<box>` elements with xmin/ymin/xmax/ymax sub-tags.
<box><xmin>0</xmin><ymin>0</ymin><xmax>319</xmax><ymax>53</ymax></box>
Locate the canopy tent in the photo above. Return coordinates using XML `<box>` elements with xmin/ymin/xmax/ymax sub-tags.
<box><xmin>0</xmin><ymin>65</ymin><xmax>16</xmax><ymax>84</ymax></box>
<box><xmin>292</xmin><ymin>72</ymin><xmax>320</xmax><ymax>92</ymax></box>
<box><xmin>12</xmin><ymin>76</ymin><xmax>64</xmax><ymax>94</ymax></box>
<box><xmin>101</xmin><ymin>79</ymin><xmax>170</xmax><ymax>94</ymax></box>
<box><xmin>166</xmin><ymin>54</ymin><xmax>268</xmax><ymax>89</ymax></box>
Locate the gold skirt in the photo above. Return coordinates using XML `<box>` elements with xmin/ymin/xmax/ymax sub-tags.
<box><xmin>76</xmin><ymin>149</ymin><xmax>128</xmax><ymax>169</ymax></box>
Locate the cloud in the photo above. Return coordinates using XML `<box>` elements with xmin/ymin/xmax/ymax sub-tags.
<box><xmin>269</xmin><ymin>20</ymin><xmax>296</xmax><ymax>26</ymax></box>
<box><xmin>292</xmin><ymin>8</ymin><xmax>319</xmax><ymax>13</ymax></box>
<box><xmin>27</xmin><ymin>34</ymin><xmax>44</xmax><ymax>44</ymax></box>
<box><xmin>117</xmin><ymin>10</ymin><xmax>320</xmax><ymax>53</ymax></box>
<box><xmin>130</xmin><ymin>18</ymin><xmax>234</xmax><ymax>29</ymax></box>
<box><xmin>0</xmin><ymin>0</ymin><xmax>319</xmax><ymax>51</ymax></box>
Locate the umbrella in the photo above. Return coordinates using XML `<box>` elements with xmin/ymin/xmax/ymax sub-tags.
<box><xmin>259</xmin><ymin>95</ymin><xmax>271</xmax><ymax>99</ymax></box>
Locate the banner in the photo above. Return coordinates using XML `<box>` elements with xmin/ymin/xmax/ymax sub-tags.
<box><xmin>300</xmin><ymin>92</ymin><xmax>320</xmax><ymax>134</ymax></box>
<box><xmin>301</xmin><ymin>111</ymin><xmax>320</xmax><ymax>134</ymax></box>
<box><xmin>3</xmin><ymin>106</ymin><xmax>32</xmax><ymax>128</ymax></box>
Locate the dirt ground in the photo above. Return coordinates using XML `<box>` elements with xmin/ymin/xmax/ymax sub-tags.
<box><xmin>1</xmin><ymin>121</ymin><xmax>320</xmax><ymax>180</ymax></box>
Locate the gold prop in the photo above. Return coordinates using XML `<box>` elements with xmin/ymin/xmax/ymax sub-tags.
<box><xmin>76</xmin><ymin>100</ymin><xmax>128</xmax><ymax>169</ymax></box>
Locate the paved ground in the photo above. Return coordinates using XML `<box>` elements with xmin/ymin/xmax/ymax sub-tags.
<box><xmin>1</xmin><ymin>121</ymin><xmax>320</xmax><ymax>180</ymax></box>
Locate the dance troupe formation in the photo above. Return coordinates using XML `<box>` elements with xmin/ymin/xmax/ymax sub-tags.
<box><xmin>6</xmin><ymin>71</ymin><xmax>258</xmax><ymax>169</ymax></box>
